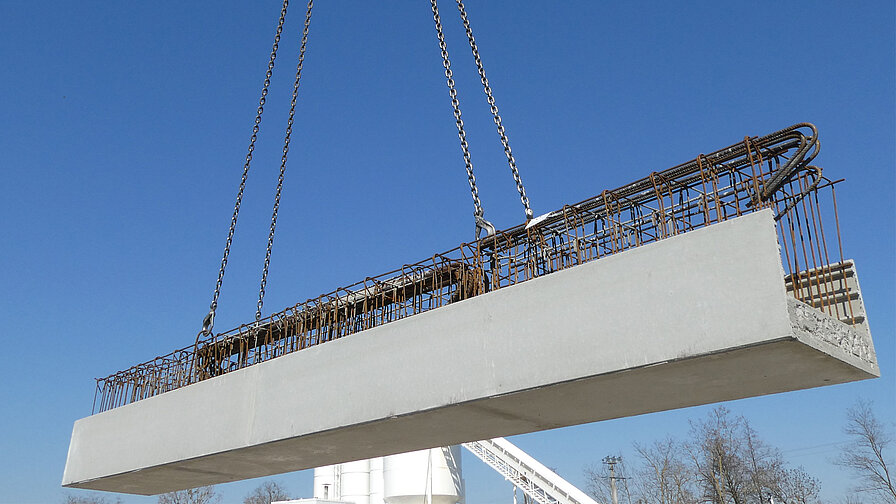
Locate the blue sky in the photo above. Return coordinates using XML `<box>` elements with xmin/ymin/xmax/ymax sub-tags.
<box><xmin>0</xmin><ymin>1</ymin><xmax>893</xmax><ymax>503</ymax></box>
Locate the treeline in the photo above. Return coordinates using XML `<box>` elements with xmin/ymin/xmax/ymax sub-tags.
<box><xmin>64</xmin><ymin>480</ymin><xmax>291</xmax><ymax>504</ymax></box>
<box><xmin>584</xmin><ymin>402</ymin><xmax>894</xmax><ymax>504</ymax></box>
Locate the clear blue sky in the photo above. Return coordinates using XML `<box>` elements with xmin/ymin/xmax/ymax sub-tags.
<box><xmin>1</xmin><ymin>1</ymin><xmax>893</xmax><ymax>503</ymax></box>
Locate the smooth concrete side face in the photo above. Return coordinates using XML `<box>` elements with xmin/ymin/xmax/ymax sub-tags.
<box><xmin>62</xmin><ymin>209</ymin><xmax>879</xmax><ymax>494</ymax></box>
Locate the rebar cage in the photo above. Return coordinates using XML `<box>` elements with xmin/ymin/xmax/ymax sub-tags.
<box><xmin>93</xmin><ymin>123</ymin><xmax>856</xmax><ymax>413</ymax></box>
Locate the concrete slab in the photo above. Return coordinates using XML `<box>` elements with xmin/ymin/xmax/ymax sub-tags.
<box><xmin>62</xmin><ymin>209</ymin><xmax>879</xmax><ymax>495</ymax></box>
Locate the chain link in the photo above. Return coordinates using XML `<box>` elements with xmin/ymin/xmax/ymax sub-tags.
<box><xmin>203</xmin><ymin>0</ymin><xmax>290</xmax><ymax>336</ymax></box>
<box><xmin>207</xmin><ymin>0</ymin><xmax>520</xmax><ymax>331</ymax></box>
<box><xmin>430</xmin><ymin>0</ymin><xmax>494</xmax><ymax>239</ymax></box>
<box><xmin>455</xmin><ymin>0</ymin><xmax>533</xmax><ymax>221</ymax></box>
<box><xmin>256</xmin><ymin>0</ymin><xmax>314</xmax><ymax>321</ymax></box>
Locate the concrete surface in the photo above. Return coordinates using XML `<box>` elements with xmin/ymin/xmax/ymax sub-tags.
<box><xmin>62</xmin><ymin>209</ymin><xmax>879</xmax><ymax>495</ymax></box>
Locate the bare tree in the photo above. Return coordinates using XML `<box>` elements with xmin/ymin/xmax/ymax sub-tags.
<box><xmin>839</xmin><ymin>493</ymin><xmax>865</xmax><ymax>504</ymax></box>
<box><xmin>771</xmin><ymin>466</ymin><xmax>820</xmax><ymax>504</ymax></box>
<box><xmin>244</xmin><ymin>481</ymin><xmax>292</xmax><ymax>504</ymax></box>
<box><xmin>836</xmin><ymin>399</ymin><xmax>896</xmax><ymax>503</ymax></box>
<box><xmin>685</xmin><ymin>406</ymin><xmax>807</xmax><ymax>504</ymax></box>
<box><xmin>686</xmin><ymin>406</ymin><xmax>753</xmax><ymax>504</ymax></box>
<box><xmin>63</xmin><ymin>494</ymin><xmax>123</xmax><ymax>504</ymax></box>
<box><xmin>742</xmin><ymin>422</ymin><xmax>784</xmax><ymax>504</ymax></box>
<box><xmin>633</xmin><ymin>438</ymin><xmax>698</xmax><ymax>504</ymax></box>
<box><xmin>585</xmin><ymin>406</ymin><xmax>825</xmax><ymax>504</ymax></box>
<box><xmin>158</xmin><ymin>486</ymin><xmax>221</xmax><ymax>504</ymax></box>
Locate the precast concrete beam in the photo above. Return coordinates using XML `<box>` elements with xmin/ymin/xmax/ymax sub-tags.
<box><xmin>62</xmin><ymin>209</ymin><xmax>879</xmax><ymax>495</ymax></box>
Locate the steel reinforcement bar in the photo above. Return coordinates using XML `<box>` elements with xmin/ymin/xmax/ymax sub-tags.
<box><xmin>93</xmin><ymin>123</ymin><xmax>854</xmax><ymax>413</ymax></box>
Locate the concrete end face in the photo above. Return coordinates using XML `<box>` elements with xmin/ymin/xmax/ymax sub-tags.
<box><xmin>62</xmin><ymin>209</ymin><xmax>879</xmax><ymax>494</ymax></box>
<box><xmin>787</xmin><ymin>297</ymin><xmax>878</xmax><ymax>374</ymax></box>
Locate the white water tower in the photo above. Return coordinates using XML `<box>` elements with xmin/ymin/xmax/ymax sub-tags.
<box><xmin>312</xmin><ymin>446</ymin><xmax>463</xmax><ymax>504</ymax></box>
<box><xmin>341</xmin><ymin>460</ymin><xmax>371</xmax><ymax>504</ymax></box>
<box><xmin>369</xmin><ymin>456</ymin><xmax>385</xmax><ymax>504</ymax></box>
<box><xmin>384</xmin><ymin>447</ymin><xmax>463</xmax><ymax>504</ymax></box>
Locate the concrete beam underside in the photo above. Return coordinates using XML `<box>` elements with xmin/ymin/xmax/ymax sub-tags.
<box><xmin>63</xmin><ymin>209</ymin><xmax>878</xmax><ymax>495</ymax></box>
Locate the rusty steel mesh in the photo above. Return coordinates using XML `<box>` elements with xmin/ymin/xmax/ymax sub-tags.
<box><xmin>93</xmin><ymin>123</ymin><xmax>856</xmax><ymax>413</ymax></box>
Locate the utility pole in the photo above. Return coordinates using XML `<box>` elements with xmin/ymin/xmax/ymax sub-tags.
<box><xmin>603</xmin><ymin>456</ymin><xmax>623</xmax><ymax>504</ymax></box>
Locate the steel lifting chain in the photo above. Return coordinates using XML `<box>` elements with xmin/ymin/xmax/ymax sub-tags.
<box><xmin>200</xmin><ymin>0</ymin><xmax>290</xmax><ymax>338</ymax></box>
<box><xmin>256</xmin><ymin>0</ymin><xmax>314</xmax><ymax>322</ymax></box>
<box><xmin>455</xmin><ymin>0</ymin><xmax>533</xmax><ymax>221</ymax></box>
<box><xmin>430</xmin><ymin>0</ymin><xmax>495</xmax><ymax>239</ymax></box>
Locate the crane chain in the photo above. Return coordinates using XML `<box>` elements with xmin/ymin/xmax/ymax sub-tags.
<box><xmin>455</xmin><ymin>0</ymin><xmax>533</xmax><ymax>221</ymax></box>
<box><xmin>201</xmin><ymin>0</ymin><xmax>290</xmax><ymax>337</ymax></box>
<box><xmin>256</xmin><ymin>0</ymin><xmax>314</xmax><ymax>322</ymax></box>
<box><xmin>430</xmin><ymin>0</ymin><xmax>495</xmax><ymax>239</ymax></box>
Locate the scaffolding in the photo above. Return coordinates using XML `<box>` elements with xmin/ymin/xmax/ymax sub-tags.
<box><xmin>92</xmin><ymin>123</ymin><xmax>855</xmax><ymax>413</ymax></box>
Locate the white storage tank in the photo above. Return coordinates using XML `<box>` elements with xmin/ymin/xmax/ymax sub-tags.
<box><xmin>341</xmin><ymin>459</ymin><xmax>371</xmax><ymax>504</ymax></box>
<box><xmin>313</xmin><ymin>465</ymin><xmax>337</xmax><ymax>500</ymax></box>
<box><xmin>383</xmin><ymin>446</ymin><xmax>463</xmax><ymax>504</ymax></box>
<box><xmin>369</xmin><ymin>457</ymin><xmax>385</xmax><ymax>504</ymax></box>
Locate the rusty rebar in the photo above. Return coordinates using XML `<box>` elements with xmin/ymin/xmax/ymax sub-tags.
<box><xmin>93</xmin><ymin>123</ymin><xmax>855</xmax><ymax>413</ymax></box>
